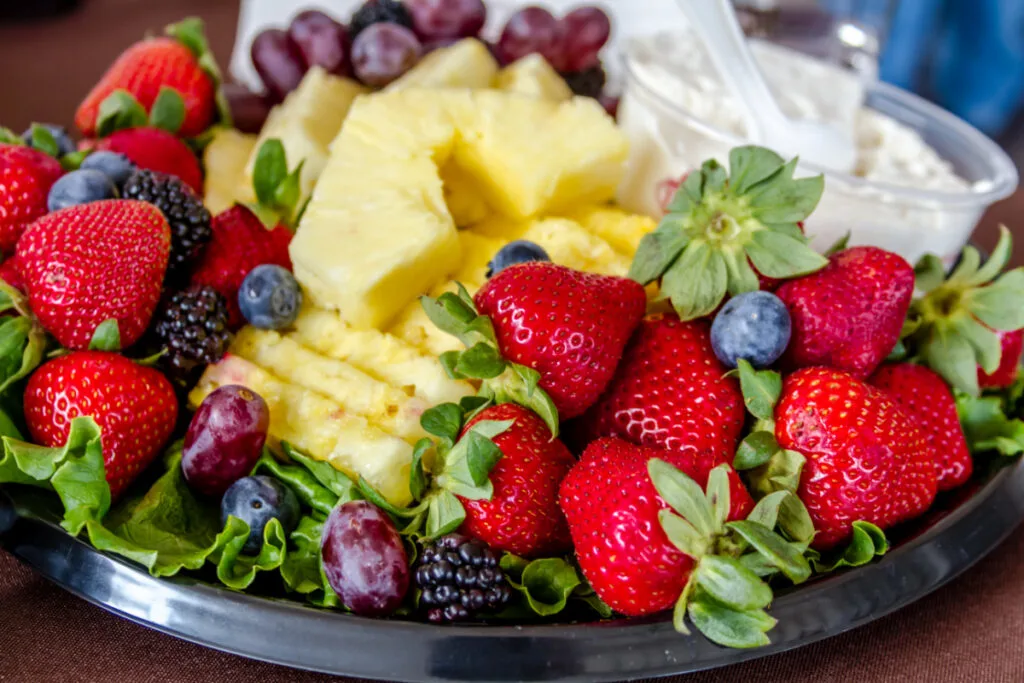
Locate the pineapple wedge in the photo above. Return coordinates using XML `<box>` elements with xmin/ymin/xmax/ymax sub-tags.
<box><xmin>561</xmin><ymin>205</ymin><xmax>657</xmax><ymax>256</ymax></box>
<box><xmin>290</xmin><ymin>304</ymin><xmax>472</xmax><ymax>406</ymax></box>
<box><xmin>388</xmin><ymin>38</ymin><xmax>498</xmax><ymax>91</ymax></box>
<box><xmin>440</xmin><ymin>162</ymin><xmax>491</xmax><ymax>227</ymax></box>
<box><xmin>203</xmin><ymin>128</ymin><xmax>257</xmax><ymax>214</ymax></box>
<box><xmin>494</xmin><ymin>54</ymin><xmax>572</xmax><ymax>102</ymax></box>
<box><xmin>242</xmin><ymin>67</ymin><xmax>366</xmax><ymax>203</ymax></box>
<box><xmin>472</xmin><ymin>216</ymin><xmax>630</xmax><ymax>276</ymax></box>
<box><xmin>291</xmin><ymin>89</ymin><xmax>627</xmax><ymax>327</ymax></box>
<box><xmin>231</xmin><ymin>327</ymin><xmax>429</xmax><ymax>443</ymax></box>
<box><xmin>389</xmin><ymin>231</ymin><xmax>502</xmax><ymax>356</ymax></box>
<box><xmin>191</xmin><ymin>355</ymin><xmax>413</xmax><ymax>506</ymax></box>
<box><xmin>451</xmin><ymin>92</ymin><xmax>628</xmax><ymax>219</ymax></box>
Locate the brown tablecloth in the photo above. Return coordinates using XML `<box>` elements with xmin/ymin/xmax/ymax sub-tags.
<box><xmin>2</xmin><ymin>1</ymin><xmax>1024</xmax><ymax>681</ymax></box>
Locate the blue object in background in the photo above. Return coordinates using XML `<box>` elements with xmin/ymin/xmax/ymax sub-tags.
<box><xmin>823</xmin><ymin>0</ymin><xmax>1024</xmax><ymax>137</ymax></box>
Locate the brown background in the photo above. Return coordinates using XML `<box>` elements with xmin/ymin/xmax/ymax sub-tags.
<box><xmin>2</xmin><ymin>1</ymin><xmax>1023</xmax><ymax>681</ymax></box>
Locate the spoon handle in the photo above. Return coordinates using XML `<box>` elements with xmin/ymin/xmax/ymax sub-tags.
<box><xmin>673</xmin><ymin>0</ymin><xmax>789</xmax><ymax>141</ymax></box>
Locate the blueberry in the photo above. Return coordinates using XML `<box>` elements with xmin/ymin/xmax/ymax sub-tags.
<box><xmin>220</xmin><ymin>475</ymin><xmax>300</xmax><ymax>554</ymax></box>
<box><xmin>710</xmin><ymin>291</ymin><xmax>791</xmax><ymax>369</ymax></box>
<box><xmin>47</xmin><ymin>169</ymin><xmax>118</xmax><ymax>212</ymax></box>
<box><xmin>486</xmin><ymin>240</ymin><xmax>550</xmax><ymax>278</ymax></box>
<box><xmin>238</xmin><ymin>264</ymin><xmax>302</xmax><ymax>329</ymax></box>
<box><xmin>22</xmin><ymin>123</ymin><xmax>75</xmax><ymax>157</ymax></box>
<box><xmin>80</xmin><ymin>151</ymin><xmax>136</xmax><ymax>189</ymax></box>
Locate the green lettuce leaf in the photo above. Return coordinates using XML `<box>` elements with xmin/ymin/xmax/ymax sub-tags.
<box><xmin>0</xmin><ymin>417</ymin><xmax>109</xmax><ymax>533</ymax></box>
<box><xmin>500</xmin><ymin>554</ymin><xmax>610</xmax><ymax>618</ymax></box>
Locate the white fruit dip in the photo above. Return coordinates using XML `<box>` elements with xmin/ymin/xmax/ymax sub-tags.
<box><xmin>616</xmin><ymin>30</ymin><xmax>1015</xmax><ymax>266</ymax></box>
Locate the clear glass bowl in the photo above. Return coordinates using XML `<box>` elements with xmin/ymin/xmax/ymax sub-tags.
<box><xmin>616</xmin><ymin>42</ymin><xmax>1019</xmax><ymax>266</ymax></box>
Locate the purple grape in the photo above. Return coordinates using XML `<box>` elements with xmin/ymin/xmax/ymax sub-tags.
<box><xmin>251</xmin><ymin>28</ymin><xmax>308</xmax><ymax>102</ymax></box>
<box><xmin>181</xmin><ymin>385</ymin><xmax>270</xmax><ymax>497</ymax></box>
<box><xmin>222</xmin><ymin>83</ymin><xmax>274</xmax><ymax>134</ymax></box>
<box><xmin>405</xmin><ymin>0</ymin><xmax>486</xmax><ymax>41</ymax></box>
<box><xmin>351</xmin><ymin>23</ymin><xmax>423</xmax><ymax>87</ymax></box>
<box><xmin>560</xmin><ymin>6</ymin><xmax>611</xmax><ymax>72</ymax></box>
<box><xmin>496</xmin><ymin>6</ymin><xmax>565</xmax><ymax>70</ymax></box>
<box><xmin>321</xmin><ymin>501</ymin><xmax>410</xmax><ymax>616</ymax></box>
<box><xmin>288</xmin><ymin>10</ymin><xmax>351</xmax><ymax>77</ymax></box>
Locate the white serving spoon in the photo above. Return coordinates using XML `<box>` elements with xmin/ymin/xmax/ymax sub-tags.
<box><xmin>674</xmin><ymin>0</ymin><xmax>858</xmax><ymax>172</ymax></box>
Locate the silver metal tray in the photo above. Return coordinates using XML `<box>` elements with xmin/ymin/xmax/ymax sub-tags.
<box><xmin>2</xmin><ymin>459</ymin><xmax>1023</xmax><ymax>683</ymax></box>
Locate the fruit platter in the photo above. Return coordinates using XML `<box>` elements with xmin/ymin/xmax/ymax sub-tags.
<box><xmin>2</xmin><ymin>2</ymin><xmax>1024</xmax><ymax>680</ymax></box>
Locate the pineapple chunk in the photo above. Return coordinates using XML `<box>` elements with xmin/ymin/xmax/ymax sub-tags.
<box><xmin>561</xmin><ymin>205</ymin><xmax>657</xmax><ymax>256</ymax></box>
<box><xmin>389</xmin><ymin>231</ymin><xmax>501</xmax><ymax>356</ymax></box>
<box><xmin>243</xmin><ymin>67</ymin><xmax>366</xmax><ymax>203</ymax></box>
<box><xmin>388</xmin><ymin>38</ymin><xmax>498</xmax><ymax>91</ymax></box>
<box><xmin>451</xmin><ymin>93</ymin><xmax>628</xmax><ymax>219</ymax></box>
<box><xmin>440</xmin><ymin>162</ymin><xmax>490</xmax><ymax>227</ymax></box>
<box><xmin>191</xmin><ymin>355</ymin><xmax>413</xmax><ymax>506</ymax></box>
<box><xmin>494</xmin><ymin>54</ymin><xmax>573</xmax><ymax>102</ymax></box>
<box><xmin>231</xmin><ymin>327</ymin><xmax>429</xmax><ymax>443</ymax></box>
<box><xmin>473</xmin><ymin>216</ymin><xmax>630</xmax><ymax>276</ymax></box>
<box><xmin>203</xmin><ymin>128</ymin><xmax>257</xmax><ymax>214</ymax></box>
<box><xmin>291</xmin><ymin>90</ymin><xmax>627</xmax><ymax>327</ymax></box>
<box><xmin>290</xmin><ymin>305</ymin><xmax>472</xmax><ymax>406</ymax></box>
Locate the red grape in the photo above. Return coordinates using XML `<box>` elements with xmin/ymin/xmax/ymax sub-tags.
<box><xmin>181</xmin><ymin>385</ymin><xmax>270</xmax><ymax>497</ymax></box>
<box><xmin>351</xmin><ymin>23</ymin><xmax>423</xmax><ymax>87</ymax></box>
<box><xmin>222</xmin><ymin>83</ymin><xmax>273</xmax><ymax>134</ymax></box>
<box><xmin>497</xmin><ymin>6</ymin><xmax>566</xmax><ymax>70</ymax></box>
<box><xmin>405</xmin><ymin>0</ymin><xmax>486</xmax><ymax>41</ymax></box>
<box><xmin>560</xmin><ymin>6</ymin><xmax>611</xmax><ymax>72</ymax></box>
<box><xmin>599</xmin><ymin>93</ymin><xmax>620</xmax><ymax>119</ymax></box>
<box><xmin>288</xmin><ymin>10</ymin><xmax>352</xmax><ymax>77</ymax></box>
<box><xmin>321</xmin><ymin>501</ymin><xmax>410</xmax><ymax>616</ymax></box>
<box><xmin>251</xmin><ymin>28</ymin><xmax>307</xmax><ymax>102</ymax></box>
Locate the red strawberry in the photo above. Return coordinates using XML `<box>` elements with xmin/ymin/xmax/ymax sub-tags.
<box><xmin>0</xmin><ymin>144</ymin><xmax>63</xmax><ymax>255</ymax></box>
<box><xmin>457</xmin><ymin>403</ymin><xmax>575</xmax><ymax>557</ymax></box>
<box><xmin>869</xmin><ymin>363</ymin><xmax>972</xmax><ymax>491</ymax></box>
<box><xmin>0</xmin><ymin>255</ymin><xmax>23</xmax><ymax>292</ymax></box>
<box><xmin>190</xmin><ymin>205</ymin><xmax>293</xmax><ymax>328</ymax></box>
<box><xmin>25</xmin><ymin>351</ymin><xmax>178</xmax><ymax>498</ymax></box>
<box><xmin>775</xmin><ymin>367</ymin><xmax>938</xmax><ymax>550</ymax></box>
<box><xmin>17</xmin><ymin>199</ymin><xmax>170</xmax><ymax>350</ymax></box>
<box><xmin>75</xmin><ymin>18</ymin><xmax>219</xmax><ymax>138</ymax></box>
<box><xmin>473</xmin><ymin>262</ymin><xmax>647</xmax><ymax>420</ymax></box>
<box><xmin>775</xmin><ymin>246</ymin><xmax>914</xmax><ymax>379</ymax></box>
<box><xmin>572</xmin><ymin>313</ymin><xmax>744</xmax><ymax>458</ymax></box>
<box><xmin>979</xmin><ymin>328</ymin><xmax>1023</xmax><ymax>389</ymax></box>
<box><xmin>559</xmin><ymin>437</ymin><xmax>753</xmax><ymax>616</ymax></box>
<box><xmin>91</xmin><ymin>127</ymin><xmax>202</xmax><ymax>194</ymax></box>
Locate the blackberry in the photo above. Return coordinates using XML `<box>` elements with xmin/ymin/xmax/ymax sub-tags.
<box><xmin>414</xmin><ymin>533</ymin><xmax>512</xmax><ymax>623</ymax></box>
<box><xmin>153</xmin><ymin>285</ymin><xmax>231</xmax><ymax>382</ymax></box>
<box><xmin>349</xmin><ymin>0</ymin><xmax>414</xmax><ymax>39</ymax></box>
<box><xmin>122</xmin><ymin>169</ymin><xmax>212</xmax><ymax>282</ymax></box>
<box><xmin>561</xmin><ymin>64</ymin><xmax>606</xmax><ymax>99</ymax></box>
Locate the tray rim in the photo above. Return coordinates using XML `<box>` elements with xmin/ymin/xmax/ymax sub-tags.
<box><xmin>3</xmin><ymin>459</ymin><xmax>1023</xmax><ymax>682</ymax></box>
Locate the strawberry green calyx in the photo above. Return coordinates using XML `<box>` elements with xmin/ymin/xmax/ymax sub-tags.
<box><xmin>648</xmin><ymin>459</ymin><xmax>812</xmax><ymax>647</ymax></box>
<box><xmin>731</xmin><ymin>360</ymin><xmax>890</xmax><ymax>573</ymax></box>
<box><xmin>420</xmin><ymin>285</ymin><xmax>560</xmax><ymax>436</ymax></box>
<box><xmin>95</xmin><ymin>88</ymin><xmax>187</xmax><ymax>137</ymax></box>
<box><xmin>0</xmin><ymin>127</ymin><xmax>21</xmax><ymax>145</ymax></box>
<box><xmin>905</xmin><ymin>226</ymin><xmax>1024</xmax><ymax>396</ymax></box>
<box><xmin>16</xmin><ymin>124</ymin><xmax>88</xmax><ymax>170</ymax></box>
<box><xmin>629</xmin><ymin>146</ymin><xmax>827</xmax><ymax>320</ymax></box>
<box><xmin>165</xmin><ymin>17</ymin><xmax>233</xmax><ymax>128</ymax></box>
<box><xmin>248</xmin><ymin>138</ymin><xmax>306</xmax><ymax>229</ymax></box>
<box><xmin>363</xmin><ymin>400</ymin><xmax>514</xmax><ymax>539</ymax></box>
